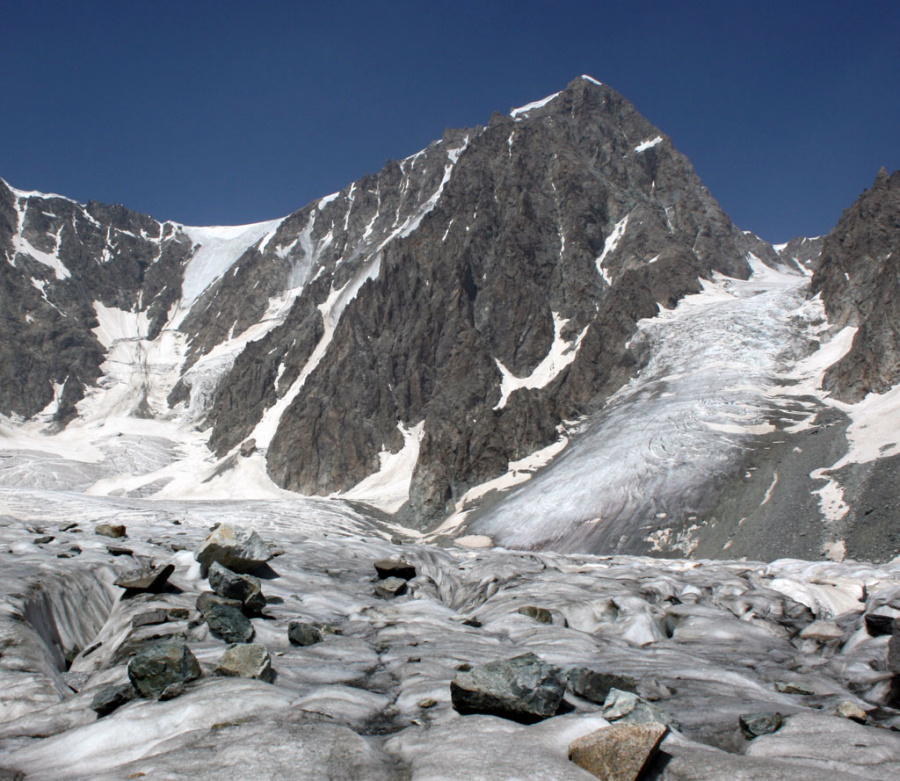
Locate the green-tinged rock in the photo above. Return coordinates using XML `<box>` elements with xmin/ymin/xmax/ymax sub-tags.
<box><xmin>208</xmin><ymin>560</ymin><xmax>266</xmax><ymax>614</ymax></box>
<box><xmin>91</xmin><ymin>682</ymin><xmax>136</xmax><ymax>716</ymax></box>
<box><xmin>200</xmin><ymin>600</ymin><xmax>254</xmax><ymax>643</ymax></box>
<box><xmin>126</xmin><ymin>641</ymin><xmax>200</xmax><ymax>699</ymax></box>
<box><xmin>450</xmin><ymin>652</ymin><xmax>566</xmax><ymax>724</ymax></box>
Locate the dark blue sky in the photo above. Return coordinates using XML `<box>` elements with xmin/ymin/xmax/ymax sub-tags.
<box><xmin>2</xmin><ymin>1</ymin><xmax>897</xmax><ymax>242</ymax></box>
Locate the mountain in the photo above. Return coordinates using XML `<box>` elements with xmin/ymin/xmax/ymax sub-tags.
<box><xmin>1</xmin><ymin>75</ymin><xmax>898</xmax><ymax>564</ymax></box>
<box><xmin>2</xmin><ymin>77</ymin><xmax>900</xmax><ymax>781</ymax></box>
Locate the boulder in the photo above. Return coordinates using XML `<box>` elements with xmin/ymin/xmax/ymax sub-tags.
<box><xmin>239</xmin><ymin>439</ymin><xmax>257</xmax><ymax>457</ymax></box>
<box><xmin>195</xmin><ymin>524</ymin><xmax>272</xmax><ymax>574</ymax></box>
<box><xmin>374</xmin><ymin>559</ymin><xmax>417</xmax><ymax>581</ymax></box>
<box><xmin>199</xmin><ymin>599</ymin><xmax>254</xmax><ymax>644</ymax></box>
<box><xmin>32</xmin><ymin>535</ymin><xmax>55</xmax><ymax>545</ymax></box>
<box><xmin>739</xmin><ymin>712</ymin><xmax>783</xmax><ymax>739</ymax></box>
<box><xmin>569</xmin><ymin>668</ymin><xmax>637</xmax><ymax>704</ymax></box>
<box><xmin>450</xmin><ymin>652</ymin><xmax>566</xmax><ymax>724</ymax></box>
<box><xmin>126</xmin><ymin>641</ymin><xmax>201</xmax><ymax>699</ymax></box>
<box><xmin>375</xmin><ymin>577</ymin><xmax>408</xmax><ymax>599</ymax></box>
<box><xmin>91</xmin><ymin>682</ymin><xmax>136</xmax><ymax>716</ymax></box>
<box><xmin>216</xmin><ymin>643</ymin><xmax>274</xmax><ymax>682</ymax></box>
<box><xmin>95</xmin><ymin>523</ymin><xmax>126</xmax><ymax>538</ymax></box>
<box><xmin>288</xmin><ymin>621</ymin><xmax>323</xmax><ymax>646</ymax></box>
<box><xmin>208</xmin><ymin>561</ymin><xmax>266</xmax><ymax>614</ymax></box>
<box><xmin>114</xmin><ymin>563</ymin><xmax>175</xmax><ymax>592</ymax></box>
<box><xmin>568</xmin><ymin>722</ymin><xmax>668</xmax><ymax>781</ymax></box>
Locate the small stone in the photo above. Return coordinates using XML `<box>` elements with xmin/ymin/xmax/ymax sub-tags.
<box><xmin>418</xmin><ymin>698</ymin><xmax>438</xmax><ymax>709</ymax></box>
<box><xmin>197</xmin><ymin>592</ymin><xmax>242</xmax><ymax>613</ymax></box>
<box><xmin>288</xmin><ymin>621</ymin><xmax>323</xmax><ymax>646</ymax></box>
<box><xmin>95</xmin><ymin>523</ymin><xmax>127</xmax><ymax>538</ymax></box>
<box><xmin>739</xmin><ymin>712</ymin><xmax>783</xmax><ymax>739</ymax></box>
<box><xmin>450</xmin><ymin>652</ymin><xmax>566</xmax><ymax>724</ymax></box>
<box><xmin>374</xmin><ymin>558</ymin><xmax>417</xmax><ymax>581</ymax></box>
<box><xmin>569</xmin><ymin>668</ymin><xmax>637</xmax><ymax>704</ymax></box>
<box><xmin>91</xmin><ymin>683</ymin><xmax>136</xmax><ymax>716</ymax></box>
<box><xmin>216</xmin><ymin>642</ymin><xmax>273</xmax><ymax>682</ymax></box>
<box><xmin>57</xmin><ymin>547</ymin><xmax>81</xmax><ymax>558</ymax></box>
<box><xmin>200</xmin><ymin>600</ymin><xmax>254</xmax><ymax>644</ymax></box>
<box><xmin>58</xmin><ymin>522</ymin><xmax>79</xmax><ymax>532</ymax></box>
<box><xmin>115</xmin><ymin>563</ymin><xmax>175</xmax><ymax>592</ymax></box>
<box><xmin>569</xmin><ymin>722</ymin><xmax>668</xmax><ymax>781</ymax></box>
<box><xmin>774</xmin><ymin>680</ymin><xmax>815</xmax><ymax>695</ymax></box>
<box><xmin>107</xmin><ymin>545</ymin><xmax>133</xmax><ymax>556</ymax></box>
<box><xmin>33</xmin><ymin>535</ymin><xmax>55</xmax><ymax>545</ymax></box>
<box><xmin>126</xmin><ymin>641</ymin><xmax>201</xmax><ymax>699</ymax></box>
<box><xmin>835</xmin><ymin>700</ymin><xmax>868</xmax><ymax>723</ymax></box>
<box><xmin>132</xmin><ymin>608</ymin><xmax>170</xmax><ymax>628</ymax></box>
<box><xmin>799</xmin><ymin>621</ymin><xmax>843</xmax><ymax>641</ymax></box>
<box><xmin>195</xmin><ymin>524</ymin><xmax>272</xmax><ymax>574</ymax></box>
<box><xmin>208</xmin><ymin>561</ymin><xmax>266</xmax><ymax>614</ymax></box>
<box><xmin>239</xmin><ymin>439</ymin><xmax>257</xmax><ymax>457</ymax></box>
<box><xmin>602</xmin><ymin>688</ymin><xmax>676</xmax><ymax>727</ymax></box>
<box><xmin>375</xmin><ymin>577</ymin><xmax>408</xmax><ymax>599</ymax></box>
<box><xmin>167</xmin><ymin>607</ymin><xmax>190</xmax><ymax>621</ymax></box>
<box><xmin>517</xmin><ymin>606</ymin><xmax>552</xmax><ymax>623</ymax></box>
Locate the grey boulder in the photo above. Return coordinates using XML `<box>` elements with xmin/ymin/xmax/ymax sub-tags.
<box><xmin>450</xmin><ymin>652</ymin><xmax>566</xmax><ymax>724</ymax></box>
<box><xmin>199</xmin><ymin>598</ymin><xmax>254</xmax><ymax>644</ymax></box>
<box><xmin>195</xmin><ymin>525</ymin><xmax>272</xmax><ymax>574</ymax></box>
<box><xmin>114</xmin><ymin>563</ymin><xmax>175</xmax><ymax>592</ymax></box>
<box><xmin>208</xmin><ymin>561</ymin><xmax>266</xmax><ymax>614</ymax></box>
<box><xmin>126</xmin><ymin>641</ymin><xmax>201</xmax><ymax>700</ymax></box>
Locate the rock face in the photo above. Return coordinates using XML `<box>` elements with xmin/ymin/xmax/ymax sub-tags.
<box><xmin>126</xmin><ymin>640</ymin><xmax>201</xmax><ymax>699</ymax></box>
<box><xmin>450</xmin><ymin>652</ymin><xmax>566</xmax><ymax>723</ymax></box>
<box><xmin>812</xmin><ymin>168</ymin><xmax>900</xmax><ymax>401</ymax></box>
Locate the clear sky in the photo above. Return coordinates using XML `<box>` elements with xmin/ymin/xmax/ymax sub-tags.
<box><xmin>1</xmin><ymin>1</ymin><xmax>897</xmax><ymax>243</ymax></box>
